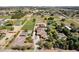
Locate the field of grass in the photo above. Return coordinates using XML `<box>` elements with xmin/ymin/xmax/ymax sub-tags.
<box><xmin>53</xmin><ymin>16</ymin><xmax>79</xmax><ymax>28</ymax></box>
<box><xmin>22</xmin><ymin>20</ymin><xmax>35</xmax><ymax>30</ymax></box>
<box><xmin>63</xmin><ymin>18</ymin><xmax>79</xmax><ymax>27</ymax></box>
<box><xmin>0</xmin><ymin>16</ymin><xmax>11</xmax><ymax>19</ymax></box>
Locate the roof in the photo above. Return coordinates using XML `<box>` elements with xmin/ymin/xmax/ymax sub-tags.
<box><xmin>58</xmin><ymin>33</ymin><xmax>67</xmax><ymax>39</ymax></box>
<box><xmin>65</xmin><ymin>26</ymin><xmax>71</xmax><ymax>30</ymax></box>
<box><xmin>36</xmin><ymin>26</ymin><xmax>48</xmax><ymax>39</ymax></box>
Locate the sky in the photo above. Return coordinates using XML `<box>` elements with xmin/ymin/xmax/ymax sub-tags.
<box><xmin>0</xmin><ymin>0</ymin><xmax>78</xmax><ymax>6</ymax></box>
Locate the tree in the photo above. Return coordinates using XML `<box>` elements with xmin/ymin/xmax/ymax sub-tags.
<box><xmin>10</xmin><ymin>26</ymin><xmax>14</xmax><ymax>31</ymax></box>
<box><xmin>50</xmin><ymin>14</ymin><xmax>54</xmax><ymax>16</ymax></box>
<box><xmin>61</xmin><ymin>18</ymin><xmax>65</xmax><ymax>22</ymax></box>
<box><xmin>53</xmin><ymin>39</ymin><xmax>68</xmax><ymax>50</ymax></box>
<box><xmin>48</xmin><ymin>17</ymin><xmax>54</xmax><ymax>20</ymax></box>
<box><xmin>44</xmin><ymin>17</ymin><xmax>47</xmax><ymax>20</ymax></box>
<box><xmin>75</xmin><ymin>41</ymin><xmax>79</xmax><ymax>51</ymax></box>
<box><xmin>41</xmin><ymin>15</ymin><xmax>44</xmax><ymax>18</ymax></box>
<box><xmin>43</xmin><ymin>41</ymin><xmax>53</xmax><ymax>49</ymax></box>
<box><xmin>56</xmin><ymin>25</ymin><xmax>63</xmax><ymax>33</ymax></box>
<box><xmin>67</xmin><ymin>35</ymin><xmax>79</xmax><ymax>50</ymax></box>
<box><xmin>33</xmin><ymin>18</ymin><xmax>36</xmax><ymax>22</ymax></box>
<box><xmin>62</xmin><ymin>28</ymin><xmax>71</xmax><ymax>36</ymax></box>
<box><xmin>53</xmin><ymin>31</ymin><xmax>58</xmax><ymax>40</ymax></box>
<box><xmin>4</xmin><ymin>20</ymin><xmax>13</xmax><ymax>26</ymax></box>
<box><xmin>70</xmin><ymin>23</ymin><xmax>75</xmax><ymax>27</ymax></box>
<box><xmin>53</xmin><ymin>40</ymin><xmax>59</xmax><ymax>48</ymax></box>
<box><xmin>61</xmin><ymin>23</ymin><xmax>65</xmax><ymax>27</ymax></box>
<box><xmin>68</xmin><ymin>40</ymin><xmax>74</xmax><ymax>50</ymax></box>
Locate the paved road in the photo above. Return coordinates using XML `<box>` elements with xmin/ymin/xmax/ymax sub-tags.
<box><xmin>32</xmin><ymin>17</ymin><xmax>41</xmax><ymax>51</ymax></box>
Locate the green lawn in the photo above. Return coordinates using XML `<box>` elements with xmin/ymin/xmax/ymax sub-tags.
<box><xmin>0</xmin><ymin>16</ymin><xmax>11</xmax><ymax>19</ymax></box>
<box><xmin>22</xmin><ymin>20</ymin><xmax>35</xmax><ymax>30</ymax></box>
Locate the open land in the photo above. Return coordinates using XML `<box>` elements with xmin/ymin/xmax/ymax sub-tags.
<box><xmin>0</xmin><ymin>6</ymin><xmax>78</xmax><ymax>52</ymax></box>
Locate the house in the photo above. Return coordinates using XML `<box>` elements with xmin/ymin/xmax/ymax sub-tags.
<box><xmin>36</xmin><ymin>24</ymin><xmax>48</xmax><ymax>39</ymax></box>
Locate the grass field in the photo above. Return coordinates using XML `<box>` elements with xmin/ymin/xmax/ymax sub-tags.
<box><xmin>22</xmin><ymin>20</ymin><xmax>35</xmax><ymax>30</ymax></box>
<box><xmin>0</xmin><ymin>16</ymin><xmax>11</xmax><ymax>19</ymax></box>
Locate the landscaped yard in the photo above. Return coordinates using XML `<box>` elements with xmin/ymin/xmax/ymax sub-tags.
<box><xmin>22</xmin><ymin>20</ymin><xmax>35</xmax><ymax>30</ymax></box>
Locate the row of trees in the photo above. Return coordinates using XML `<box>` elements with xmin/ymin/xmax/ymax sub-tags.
<box><xmin>52</xmin><ymin>34</ymin><xmax>79</xmax><ymax>50</ymax></box>
<box><xmin>11</xmin><ymin>10</ymin><xmax>26</xmax><ymax>19</ymax></box>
